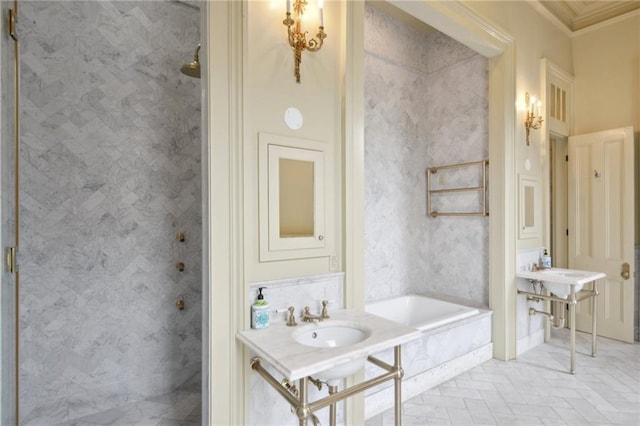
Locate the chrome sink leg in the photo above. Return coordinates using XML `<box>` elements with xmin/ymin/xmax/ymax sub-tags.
<box><xmin>298</xmin><ymin>376</ymin><xmax>309</xmax><ymax>426</ymax></box>
<box><xmin>328</xmin><ymin>385</ymin><xmax>338</xmax><ymax>426</ymax></box>
<box><xmin>394</xmin><ymin>345</ymin><xmax>403</xmax><ymax>426</ymax></box>
<box><xmin>569</xmin><ymin>285</ymin><xmax>576</xmax><ymax>374</ymax></box>
<box><xmin>591</xmin><ymin>281</ymin><xmax>598</xmax><ymax>357</ymax></box>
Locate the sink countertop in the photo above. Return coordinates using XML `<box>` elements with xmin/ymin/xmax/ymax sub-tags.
<box><xmin>516</xmin><ymin>267</ymin><xmax>606</xmax><ymax>285</ymax></box>
<box><xmin>236</xmin><ymin>308</ymin><xmax>422</xmax><ymax>381</ymax></box>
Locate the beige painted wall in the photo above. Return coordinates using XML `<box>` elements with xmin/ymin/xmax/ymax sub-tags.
<box><xmin>243</xmin><ymin>0</ymin><xmax>343</xmax><ymax>284</ymax></box>
<box><xmin>572</xmin><ymin>13</ymin><xmax>640</xmax><ymax>244</ymax></box>
<box><xmin>462</xmin><ymin>1</ymin><xmax>573</xmax><ymax>250</ymax></box>
<box><xmin>573</xmin><ymin>14</ymin><xmax>639</xmax><ymax>134</ymax></box>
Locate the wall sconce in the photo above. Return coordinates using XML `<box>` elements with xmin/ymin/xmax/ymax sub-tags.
<box><xmin>283</xmin><ymin>0</ymin><xmax>327</xmax><ymax>84</ymax></box>
<box><xmin>524</xmin><ymin>92</ymin><xmax>543</xmax><ymax>146</ymax></box>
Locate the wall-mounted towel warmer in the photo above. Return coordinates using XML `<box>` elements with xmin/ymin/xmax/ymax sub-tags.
<box><xmin>426</xmin><ymin>160</ymin><xmax>489</xmax><ymax>217</ymax></box>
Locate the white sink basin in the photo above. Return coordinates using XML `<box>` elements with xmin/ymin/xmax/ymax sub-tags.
<box><xmin>542</xmin><ymin>281</ymin><xmax>585</xmax><ymax>299</ymax></box>
<box><xmin>293</xmin><ymin>325</ymin><xmax>370</xmax><ymax>348</ymax></box>
<box><xmin>292</xmin><ymin>322</ymin><xmax>371</xmax><ymax>385</ymax></box>
<box><xmin>516</xmin><ymin>268</ymin><xmax>606</xmax><ymax>299</ymax></box>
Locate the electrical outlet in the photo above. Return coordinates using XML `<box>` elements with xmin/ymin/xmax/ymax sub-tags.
<box><xmin>330</xmin><ymin>256</ymin><xmax>338</xmax><ymax>271</ymax></box>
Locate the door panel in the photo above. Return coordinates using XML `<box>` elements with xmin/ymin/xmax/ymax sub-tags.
<box><xmin>570</xmin><ymin>127</ymin><xmax>634</xmax><ymax>343</ymax></box>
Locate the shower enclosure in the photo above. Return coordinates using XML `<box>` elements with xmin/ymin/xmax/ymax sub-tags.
<box><xmin>1</xmin><ymin>0</ymin><xmax>20</xmax><ymax>423</ymax></box>
<box><xmin>2</xmin><ymin>0</ymin><xmax>204</xmax><ymax>423</ymax></box>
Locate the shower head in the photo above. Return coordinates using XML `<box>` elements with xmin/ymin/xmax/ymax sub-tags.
<box><xmin>180</xmin><ymin>44</ymin><xmax>201</xmax><ymax>79</ymax></box>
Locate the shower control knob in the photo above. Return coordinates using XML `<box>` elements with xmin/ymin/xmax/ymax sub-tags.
<box><xmin>176</xmin><ymin>299</ymin><xmax>185</xmax><ymax>310</ymax></box>
<box><xmin>176</xmin><ymin>262</ymin><xmax>185</xmax><ymax>272</ymax></box>
<box><xmin>176</xmin><ymin>232</ymin><xmax>186</xmax><ymax>242</ymax></box>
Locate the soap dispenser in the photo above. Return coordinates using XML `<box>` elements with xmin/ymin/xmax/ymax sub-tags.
<box><xmin>251</xmin><ymin>287</ymin><xmax>270</xmax><ymax>329</ymax></box>
<box><xmin>541</xmin><ymin>249</ymin><xmax>552</xmax><ymax>269</ymax></box>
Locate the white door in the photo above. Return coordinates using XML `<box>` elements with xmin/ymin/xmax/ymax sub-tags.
<box><xmin>569</xmin><ymin>127</ymin><xmax>635</xmax><ymax>343</ymax></box>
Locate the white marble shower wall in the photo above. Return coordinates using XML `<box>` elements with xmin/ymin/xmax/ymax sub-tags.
<box><xmin>364</xmin><ymin>3</ymin><xmax>489</xmax><ymax>305</ymax></box>
<box><xmin>18</xmin><ymin>1</ymin><xmax>201</xmax><ymax>423</ymax></box>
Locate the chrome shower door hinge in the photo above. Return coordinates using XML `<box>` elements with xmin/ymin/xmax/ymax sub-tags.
<box><xmin>8</xmin><ymin>8</ymin><xmax>17</xmax><ymax>41</ymax></box>
<box><xmin>5</xmin><ymin>246</ymin><xmax>17</xmax><ymax>274</ymax></box>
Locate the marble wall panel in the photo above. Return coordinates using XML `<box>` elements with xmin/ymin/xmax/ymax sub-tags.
<box><xmin>18</xmin><ymin>1</ymin><xmax>201</xmax><ymax>423</ymax></box>
<box><xmin>364</xmin><ymin>3</ymin><xmax>489</xmax><ymax>305</ymax></box>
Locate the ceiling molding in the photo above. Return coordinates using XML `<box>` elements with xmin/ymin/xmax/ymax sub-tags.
<box><xmin>536</xmin><ymin>0</ymin><xmax>640</xmax><ymax>32</ymax></box>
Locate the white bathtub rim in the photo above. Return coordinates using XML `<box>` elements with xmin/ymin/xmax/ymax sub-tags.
<box><xmin>367</xmin><ymin>291</ymin><xmax>488</xmax><ymax>311</ymax></box>
<box><xmin>365</xmin><ymin>292</ymin><xmax>492</xmax><ymax>337</ymax></box>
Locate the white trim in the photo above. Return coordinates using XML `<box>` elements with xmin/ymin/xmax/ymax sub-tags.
<box><xmin>342</xmin><ymin>1</ymin><xmax>366</xmax><ymax>423</ymax></box>
<box><xmin>199</xmin><ymin>2</ymin><xmax>209</xmax><ymax>423</ymax></box>
<box><xmin>206</xmin><ymin>1</ymin><xmax>245</xmax><ymax>424</ymax></box>
<box><xmin>389</xmin><ymin>1</ymin><xmax>507</xmax><ymax>57</ymax></box>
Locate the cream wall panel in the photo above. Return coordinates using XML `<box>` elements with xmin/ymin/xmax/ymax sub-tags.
<box><xmin>572</xmin><ymin>13</ymin><xmax>640</xmax><ymax>245</ymax></box>
<box><xmin>573</xmin><ymin>14</ymin><xmax>639</xmax><ymax>135</ymax></box>
<box><xmin>243</xmin><ymin>0</ymin><xmax>344</xmax><ymax>283</ymax></box>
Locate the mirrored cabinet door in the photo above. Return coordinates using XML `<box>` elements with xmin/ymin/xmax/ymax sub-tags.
<box><xmin>518</xmin><ymin>174</ymin><xmax>541</xmax><ymax>242</ymax></box>
<box><xmin>258</xmin><ymin>133</ymin><xmax>332</xmax><ymax>262</ymax></box>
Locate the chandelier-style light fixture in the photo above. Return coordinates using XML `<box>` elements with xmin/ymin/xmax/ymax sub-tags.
<box><xmin>283</xmin><ymin>0</ymin><xmax>327</xmax><ymax>83</ymax></box>
<box><xmin>524</xmin><ymin>92</ymin><xmax>543</xmax><ymax>146</ymax></box>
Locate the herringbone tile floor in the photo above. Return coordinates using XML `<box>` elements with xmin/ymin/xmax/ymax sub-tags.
<box><xmin>56</xmin><ymin>390</ymin><xmax>201</xmax><ymax>426</ymax></box>
<box><xmin>56</xmin><ymin>329</ymin><xmax>638</xmax><ymax>425</ymax></box>
<box><xmin>367</xmin><ymin>329</ymin><xmax>640</xmax><ymax>425</ymax></box>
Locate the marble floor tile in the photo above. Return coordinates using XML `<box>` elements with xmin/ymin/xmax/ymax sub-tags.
<box><xmin>55</xmin><ymin>390</ymin><xmax>201</xmax><ymax>426</ymax></box>
<box><xmin>367</xmin><ymin>329</ymin><xmax>640</xmax><ymax>425</ymax></box>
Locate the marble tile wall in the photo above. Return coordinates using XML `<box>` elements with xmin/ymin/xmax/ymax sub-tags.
<box><xmin>18</xmin><ymin>1</ymin><xmax>201</xmax><ymax>423</ymax></box>
<box><xmin>364</xmin><ymin>3</ymin><xmax>489</xmax><ymax>305</ymax></box>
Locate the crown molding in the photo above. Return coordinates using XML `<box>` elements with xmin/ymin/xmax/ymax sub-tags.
<box><xmin>572</xmin><ymin>8</ymin><xmax>640</xmax><ymax>37</ymax></box>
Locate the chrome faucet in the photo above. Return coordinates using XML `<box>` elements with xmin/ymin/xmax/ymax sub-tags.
<box><xmin>302</xmin><ymin>306</ymin><xmax>322</xmax><ymax>322</ymax></box>
<box><xmin>302</xmin><ymin>300</ymin><xmax>330</xmax><ymax>322</ymax></box>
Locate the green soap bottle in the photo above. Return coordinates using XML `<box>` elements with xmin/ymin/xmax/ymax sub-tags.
<box><xmin>251</xmin><ymin>287</ymin><xmax>270</xmax><ymax>329</ymax></box>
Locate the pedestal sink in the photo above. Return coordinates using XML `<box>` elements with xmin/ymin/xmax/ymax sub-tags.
<box><xmin>517</xmin><ymin>267</ymin><xmax>606</xmax><ymax>299</ymax></box>
<box><xmin>516</xmin><ymin>267</ymin><xmax>606</xmax><ymax>374</ymax></box>
<box><xmin>237</xmin><ymin>308</ymin><xmax>421</xmax><ymax>425</ymax></box>
<box><xmin>292</xmin><ymin>322</ymin><xmax>371</xmax><ymax>384</ymax></box>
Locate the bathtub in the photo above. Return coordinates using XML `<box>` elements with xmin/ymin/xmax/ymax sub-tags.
<box><xmin>363</xmin><ymin>294</ymin><xmax>492</xmax><ymax>418</ymax></box>
<box><xmin>365</xmin><ymin>294</ymin><xmax>480</xmax><ymax>332</ymax></box>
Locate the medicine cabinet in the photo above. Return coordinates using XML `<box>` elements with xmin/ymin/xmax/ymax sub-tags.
<box><xmin>258</xmin><ymin>132</ymin><xmax>332</xmax><ymax>262</ymax></box>
<box><xmin>518</xmin><ymin>174</ymin><xmax>540</xmax><ymax>241</ymax></box>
